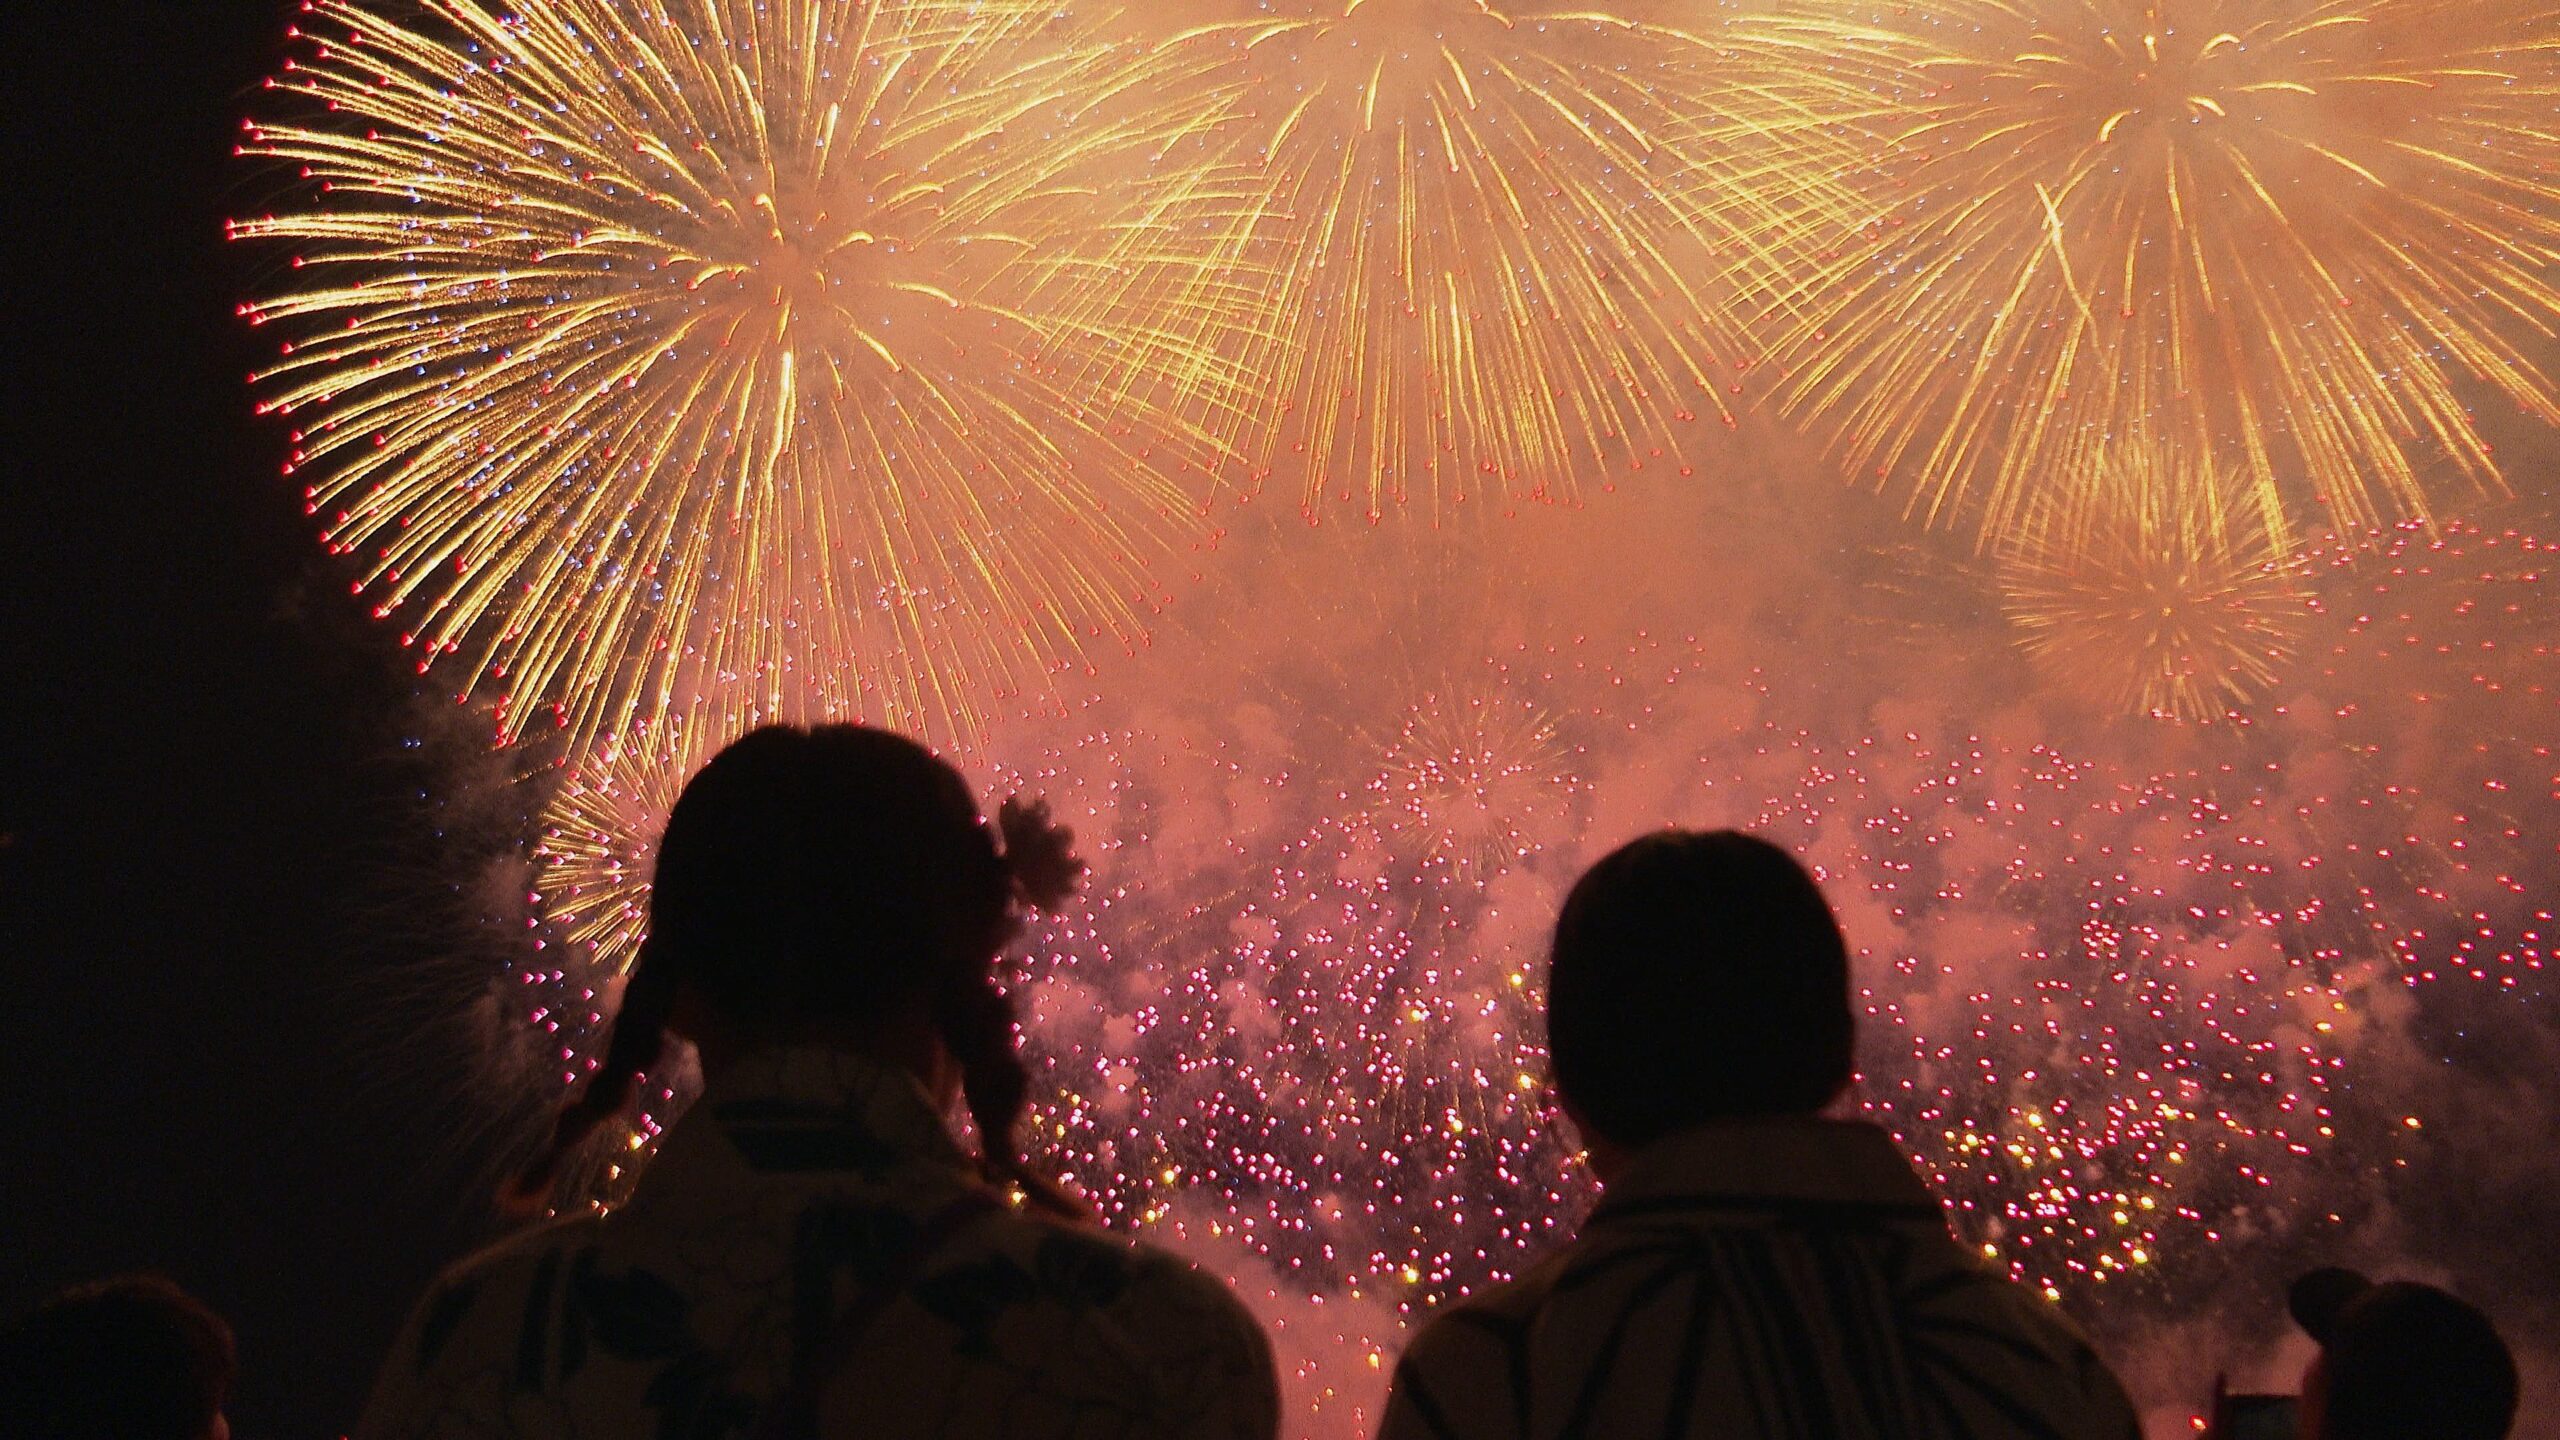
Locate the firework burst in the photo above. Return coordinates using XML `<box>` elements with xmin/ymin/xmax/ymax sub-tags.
<box><xmin>1997</xmin><ymin>448</ymin><xmax>2309</xmax><ymax>722</ymax></box>
<box><xmin>1131</xmin><ymin>1</ymin><xmax>1860</xmax><ymax>518</ymax></box>
<box><xmin>532</xmin><ymin>712</ymin><xmax>741</xmax><ymax>994</ymax></box>
<box><xmin>1746</xmin><ymin>0</ymin><xmax>2560</xmax><ymax>540</ymax></box>
<box><xmin>1000</xmin><ymin>646</ymin><xmax>2390</xmax><ymax>1303</ymax></box>
<box><xmin>1364</xmin><ymin>687</ymin><xmax>1582</xmax><ymax>876</ymax></box>
<box><xmin>237</xmin><ymin>0</ymin><xmax>1265</xmax><ymax>747</ymax></box>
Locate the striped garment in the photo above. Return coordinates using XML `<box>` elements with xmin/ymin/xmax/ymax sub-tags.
<box><xmin>1381</xmin><ymin>1118</ymin><xmax>2141</xmax><ymax>1440</ymax></box>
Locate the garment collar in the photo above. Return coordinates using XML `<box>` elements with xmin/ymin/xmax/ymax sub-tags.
<box><xmin>1591</xmin><ymin>1116</ymin><xmax>1942</xmax><ymax>1225</ymax></box>
<box><xmin>630</xmin><ymin>1044</ymin><xmax>975</xmax><ymax>1207</ymax></box>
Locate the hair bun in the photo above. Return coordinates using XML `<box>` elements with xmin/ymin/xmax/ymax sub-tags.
<box><xmin>996</xmin><ymin>796</ymin><xmax>1084</xmax><ymax>912</ymax></box>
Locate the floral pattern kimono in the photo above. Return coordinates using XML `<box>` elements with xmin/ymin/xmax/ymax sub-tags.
<box><xmin>358</xmin><ymin>1046</ymin><xmax>1278</xmax><ymax>1440</ymax></box>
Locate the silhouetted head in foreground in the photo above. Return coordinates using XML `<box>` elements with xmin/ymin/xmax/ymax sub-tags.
<box><xmin>1547</xmin><ymin>829</ymin><xmax>1853</xmax><ymax>1170</ymax></box>
<box><xmin>2291</xmin><ymin>1267</ymin><xmax>2517</xmax><ymax>1440</ymax></box>
<box><xmin>512</xmin><ymin>723</ymin><xmax>1084</xmax><ymax>1215</ymax></box>
<box><xmin>0</xmin><ymin>1275</ymin><xmax>235</xmax><ymax>1440</ymax></box>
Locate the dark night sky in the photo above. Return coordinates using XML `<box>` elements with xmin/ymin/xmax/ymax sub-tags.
<box><xmin>4</xmin><ymin>6</ymin><xmax>512</xmax><ymax>1434</ymax></box>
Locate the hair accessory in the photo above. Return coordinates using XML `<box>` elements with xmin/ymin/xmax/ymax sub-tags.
<box><xmin>996</xmin><ymin>795</ymin><xmax>1084</xmax><ymax>911</ymax></box>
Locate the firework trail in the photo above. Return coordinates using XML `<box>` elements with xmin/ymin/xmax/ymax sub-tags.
<box><xmin>1741</xmin><ymin>0</ymin><xmax>2560</xmax><ymax>542</ymax></box>
<box><xmin>236</xmin><ymin>0</ymin><xmax>1267</xmax><ymax>748</ymax></box>
<box><xmin>1117</xmin><ymin>0</ymin><xmax>1862</xmax><ymax>519</ymax></box>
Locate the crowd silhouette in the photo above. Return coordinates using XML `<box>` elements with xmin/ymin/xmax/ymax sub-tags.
<box><xmin>2</xmin><ymin>725</ymin><xmax>2519</xmax><ymax>1440</ymax></box>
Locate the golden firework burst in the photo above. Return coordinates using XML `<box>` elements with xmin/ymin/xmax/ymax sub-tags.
<box><xmin>1998</xmin><ymin>448</ymin><xmax>2309</xmax><ymax>721</ymax></box>
<box><xmin>1746</xmin><ymin>0</ymin><xmax>2560</xmax><ymax>541</ymax></box>
<box><xmin>237</xmin><ymin>0</ymin><xmax>1267</xmax><ymax>747</ymax></box>
<box><xmin>1368</xmin><ymin>686</ymin><xmax>1582</xmax><ymax>874</ymax></box>
<box><xmin>531</xmin><ymin>712</ymin><xmax>738</xmax><ymax>984</ymax></box>
<box><xmin>1130</xmin><ymin>0</ymin><xmax>1865</xmax><ymax>518</ymax></box>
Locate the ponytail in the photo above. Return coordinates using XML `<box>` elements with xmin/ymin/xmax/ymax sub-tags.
<box><xmin>504</xmin><ymin>939</ymin><xmax>680</xmax><ymax>1215</ymax></box>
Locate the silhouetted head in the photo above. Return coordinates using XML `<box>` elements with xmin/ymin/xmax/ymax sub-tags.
<box><xmin>512</xmin><ymin>723</ymin><xmax>1082</xmax><ymax>1215</ymax></box>
<box><xmin>1547</xmin><ymin>830</ymin><xmax>1854</xmax><ymax>1153</ymax></box>
<box><xmin>2292</xmin><ymin>1268</ymin><xmax>2517</xmax><ymax>1440</ymax></box>
<box><xmin>0</xmin><ymin>1275</ymin><xmax>235</xmax><ymax>1440</ymax></box>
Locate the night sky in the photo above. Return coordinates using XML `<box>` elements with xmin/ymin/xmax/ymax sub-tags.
<box><xmin>5</xmin><ymin>7</ymin><xmax>513</xmax><ymax>1434</ymax></box>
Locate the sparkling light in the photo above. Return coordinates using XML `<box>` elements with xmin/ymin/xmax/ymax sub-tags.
<box><xmin>1997</xmin><ymin>446</ymin><xmax>2309</xmax><ymax>722</ymax></box>
<box><xmin>1743</xmin><ymin>0</ymin><xmax>2560</xmax><ymax>540</ymax></box>
<box><xmin>1129</xmin><ymin>0</ymin><xmax>1864</xmax><ymax>518</ymax></box>
<box><xmin>521</xmin><ymin>514</ymin><xmax>2559</xmax><ymax>1308</ymax></box>
<box><xmin>232</xmin><ymin>7</ymin><xmax>2560</xmax><ymax>1428</ymax></box>
<box><xmin>236</xmin><ymin>0</ymin><xmax>1266</xmax><ymax>747</ymax></box>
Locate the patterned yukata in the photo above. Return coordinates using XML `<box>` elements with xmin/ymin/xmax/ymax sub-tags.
<box><xmin>358</xmin><ymin>1046</ymin><xmax>1278</xmax><ymax>1440</ymax></box>
<box><xmin>1379</xmin><ymin>1118</ymin><xmax>2140</xmax><ymax>1440</ymax></box>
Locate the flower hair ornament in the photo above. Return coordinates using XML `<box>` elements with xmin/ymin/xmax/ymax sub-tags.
<box><xmin>996</xmin><ymin>796</ymin><xmax>1084</xmax><ymax>912</ymax></box>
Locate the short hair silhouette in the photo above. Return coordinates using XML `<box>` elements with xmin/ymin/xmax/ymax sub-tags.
<box><xmin>1547</xmin><ymin>830</ymin><xmax>1853</xmax><ymax>1146</ymax></box>
<box><xmin>512</xmin><ymin>723</ymin><xmax>1082</xmax><ymax>1214</ymax></box>
<box><xmin>0</xmin><ymin>1275</ymin><xmax>235</xmax><ymax>1440</ymax></box>
<box><xmin>2292</xmin><ymin>1268</ymin><xmax>2518</xmax><ymax>1440</ymax></box>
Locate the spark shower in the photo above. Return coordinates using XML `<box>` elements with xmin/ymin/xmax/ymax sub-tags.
<box><xmin>237</xmin><ymin>0</ymin><xmax>2559</xmax><ymax>1430</ymax></box>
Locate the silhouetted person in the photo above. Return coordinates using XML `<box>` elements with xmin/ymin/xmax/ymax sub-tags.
<box><xmin>0</xmin><ymin>1275</ymin><xmax>236</xmax><ymax>1440</ymax></box>
<box><xmin>2291</xmin><ymin>1267</ymin><xmax>2517</xmax><ymax>1440</ymax></box>
<box><xmin>1380</xmin><ymin>830</ymin><xmax>2139</xmax><ymax>1440</ymax></box>
<box><xmin>357</xmin><ymin>724</ymin><xmax>1277</xmax><ymax>1440</ymax></box>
